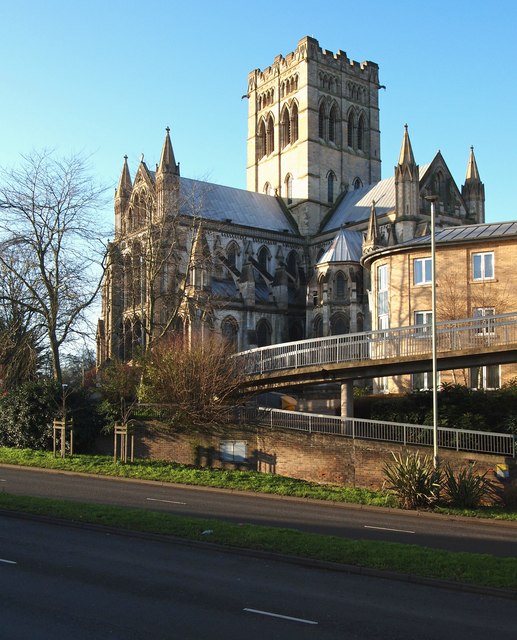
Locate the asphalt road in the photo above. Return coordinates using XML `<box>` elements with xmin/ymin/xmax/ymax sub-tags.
<box><xmin>1</xmin><ymin>515</ymin><xmax>516</xmax><ymax>640</ymax></box>
<box><xmin>1</xmin><ymin>464</ymin><xmax>517</xmax><ymax>557</ymax></box>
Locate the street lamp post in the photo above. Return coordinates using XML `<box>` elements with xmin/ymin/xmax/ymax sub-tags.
<box><xmin>426</xmin><ymin>195</ymin><xmax>439</xmax><ymax>468</ymax></box>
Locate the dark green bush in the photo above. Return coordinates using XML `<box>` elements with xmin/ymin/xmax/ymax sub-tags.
<box><xmin>0</xmin><ymin>380</ymin><xmax>103</xmax><ymax>452</ymax></box>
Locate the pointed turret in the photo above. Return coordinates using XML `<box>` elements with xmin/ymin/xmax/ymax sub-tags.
<box><xmin>462</xmin><ymin>146</ymin><xmax>485</xmax><ymax>224</ymax></box>
<box><xmin>363</xmin><ymin>201</ymin><xmax>380</xmax><ymax>254</ymax></box>
<box><xmin>156</xmin><ymin>127</ymin><xmax>180</xmax><ymax>219</ymax></box>
<box><xmin>115</xmin><ymin>155</ymin><xmax>132</xmax><ymax>237</ymax></box>
<box><xmin>157</xmin><ymin>127</ymin><xmax>180</xmax><ymax>176</ymax></box>
<box><xmin>394</xmin><ymin>125</ymin><xmax>419</xmax><ymax>242</ymax></box>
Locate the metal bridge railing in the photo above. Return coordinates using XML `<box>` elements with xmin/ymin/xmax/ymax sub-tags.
<box><xmin>236</xmin><ymin>312</ymin><xmax>517</xmax><ymax>376</ymax></box>
<box><xmin>244</xmin><ymin>407</ymin><xmax>515</xmax><ymax>457</ymax></box>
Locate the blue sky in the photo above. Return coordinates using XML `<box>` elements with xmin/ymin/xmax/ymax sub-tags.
<box><xmin>1</xmin><ymin>0</ymin><xmax>516</xmax><ymax>229</ymax></box>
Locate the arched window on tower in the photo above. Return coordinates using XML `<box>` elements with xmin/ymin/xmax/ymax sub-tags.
<box><xmin>290</xmin><ymin>102</ymin><xmax>298</xmax><ymax>143</ymax></box>
<box><xmin>329</xmin><ymin>104</ymin><xmax>338</xmax><ymax>143</ymax></box>
<box><xmin>285</xmin><ymin>173</ymin><xmax>293</xmax><ymax>204</ymax></box>
<box><xmin>347</xmin><ymin>111</ymin><xmax>355</xmax><ymax>148</ymax></box>
<box><xmin>263</xmin><ymin>182</ymin><xmax>272</xmax><ymax>196</ymax></box>
<box><xmin>266</xmin><ymin>114</ymin><xmax>274</xmax><ymax>155</ymax></box>
<box><xmin>256</xmin><ymin>319</ymin><xmax>272</xmax><ymax>347</ymax></box>
<box><xmin>286</xmin><ymin>250</ymin><xmax>298</xmax><ymax>280</ymax></box>
<box><xmin>335</xmin><ymin>272</ymin><xmax>347</xmax><ymax>299</ymax></box>
<box><xmin>280</xmin><ymin>105</ymin><xmax>290</xmax><ymax>148</ymax></box>
<box><xmin>330</xmin><ymin>313</ymin><xmax>350</xmax><ymax>336</ymax></box>
<box><xmin>327</xmin><ymin>171</ymin><xmax>336</xmax><ymax>203</ymax></box>
<box><xmin>221</xmin><ymin>316</ymin><xmax>239</xmax><ymax>351</ymax></box>
<box><xmin>353</xmin><ymin>177</ymin><xmax>363</xmax><ymax>190</ymax></box>
<box><xmin>257</xmin><ymin>245</ymin><xmax>270</xmax><ymax>273</ymax></box>
<box><xmin>357</xmin><ymin>114</ymin><xmax>366</xmax><ymax>151</ymax></box>
<box><xmin>313</xmin><ymin>315</ymin><xmax>323</xmax><ymax>338</ymax></box>
<box><xmin>318</xmin><ymin>102</ymin><xmax>326</xmax><ymax>139</ymax></box>
<box><xmin>257</xmin><ymin>119</ymin><xmax>266</xmax><ymax>160</ymax></box>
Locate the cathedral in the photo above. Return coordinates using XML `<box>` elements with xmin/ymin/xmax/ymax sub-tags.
<box><xmin>97</xmin><ymin>36</ymin><xmax>484</xmax><ymax>380</ymax></box>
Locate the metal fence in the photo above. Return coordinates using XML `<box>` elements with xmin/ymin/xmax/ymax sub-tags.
<box><xmin>244</xmin><ymin>407</ymin><xmax>515</xmax><ymax>457</ymax></box>
<box><xmin>236</xmin><ymin>312</ymin><xmax>517</xmax><ymax>376</ymax></box>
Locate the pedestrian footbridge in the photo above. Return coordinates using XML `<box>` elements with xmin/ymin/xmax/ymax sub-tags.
<box><xmin>236</xmin><ymin>312</ymin><xmax>517</xmax><ymax>392</ymax></box>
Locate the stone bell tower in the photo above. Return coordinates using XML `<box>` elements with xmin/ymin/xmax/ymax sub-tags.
<box><xmin>246</xmin><ymin>36</ymin><xmax>382</xmax><ymax>236</ymax></box>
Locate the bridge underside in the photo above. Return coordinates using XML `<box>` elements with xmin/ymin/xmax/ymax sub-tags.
<box><xmin>241</xmin><ymin>346</ymin><xmax>517</xmax><ymax>393</ymax></box>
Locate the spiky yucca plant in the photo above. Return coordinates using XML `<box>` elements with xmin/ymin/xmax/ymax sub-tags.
<box><xmin>383</xmin><ymin>451</ymin><xmax>442</xmax><ymax>509</ymax></box>
<box><xmin>443</xmin><ymin>463</ymin><xmax>496</xmax><ymax>509</ymax></box>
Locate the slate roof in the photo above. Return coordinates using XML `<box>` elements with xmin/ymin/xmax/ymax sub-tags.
<box><xmin>401</xmin><ymin>221</ymin><xmax>517</xmax><ymax>247</ymax></box>
<box><xmin>178</xmin><ymin>177</ymin><xmax>297</xmax><ymax>234</ymax></box>
<box><xmin>318</xmin><ymin>228</ymin><xmax>364</xmax><ymax>264</ymax></box>
<box><xmin>323</xmin><ymin>165</ymin><xmax>430</xmax><ymax>232</ymax></box>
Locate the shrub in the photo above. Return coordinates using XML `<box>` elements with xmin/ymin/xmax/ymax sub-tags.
<box><xmin>0</xmin><ymin>380</ymin><xmax>60</xmax><ymax>449</ymax></box>
<box><xmin>383</xmin><ymin>451</ymin><xmax>441</xmax><ymax>509</ymax></box>
<box><xmin>443</xmin><ymin>463</ymin><xmax>497</xmax><ymax>509</ymax></box>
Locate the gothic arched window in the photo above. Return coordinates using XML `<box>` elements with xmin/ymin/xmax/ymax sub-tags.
<box><xmin>331</xmin><ymin>313</ymin><xmax>349</xmax><ymax>336</ymax></box>
<box><xmin>257</xmin><ymin>119</ymin><xmax>266</xmax><ymax>160</ymax></box>
<box><xmin>329</xmin><ymin>104</ymin><xmax>338</xmax><ymax>143</ymax></box>
<box><xmin>353</xmin><ymin>177</ymin><xmax>363</xmax><ymax>190</ymax></box>
<box><xmin>285</xmin><ymin>173</ymin><xmax>293</xmax><ymax>204</ymax></box>
<box><xmin>290</xmin><ymin>102</ymin><xmax>299</xmax><ymax>142</ymax></box>
<box><xmin>280</xmin><ymin>105</ymin><xmax>290</xmax><ymax>148</ymax></box>
<box><xmin>327</xmin><ymin>171</ymin><xmax>336</xmax><ymax>203</ymax></box>
<box><xmin>357</xmin><ymin>113</ymin><xmax>366</xmax><ymax>151</ymax></box>
<box><xmin>266</xmin><ymin>114</ymin><xmax>274</xmax><ymax>155</ymax></box>
<box><xmin>286</xmin><ymin>250</ymin><xmax>298</xmax><ymax>280</ymax></box>
<box><xmin>313</xmin><ymin>315</ymin><xmax>323</xmax><ymax>338</ymax></box>
<box><xmin>336</xmin><ymin>272</ymin><xmax>347</xmax><ymax>299</ymax></box>
<box><xmin>347</xmin><ymin>111</ymin><xmax>355</xmax><ymax>148</ymax></box>
<box><xmin>258</xmin><ymin>245</ymin><xmax>269</xmax><ymax>273</ymax></box>
<box><xmin>221</xmin><ymin>316</ymin><xmax>239</xmax><ymax>351</ymax></box>
<box><xmin>318</xmin><ymin>102</ymin><xmax>326</xmax><ymax>139</ymax></box>
<box><xmin>256</xmin><ymin>319</ymin><xmax>272</xmax><ymax>347</ymax></box>
<box><xmin>263</xmin><ymin>182</ymin><xmax>272</xmax><ymax>196</ymax></box>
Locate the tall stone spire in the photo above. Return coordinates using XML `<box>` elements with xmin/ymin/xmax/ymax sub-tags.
<box><xmin>462</xmin><ymin>146</ymin><xmax>485</xmax><ymax>224</ymax></box>
<box><xmin>363</xmin><ymin>200</ymin><xmax>380</xmax><ymax>253</ymax></box>
<box><xmin>157</xmin><ymin>126</ymin><xmax>179</xmax><ymax>176</ymax></box>
<box><xmin>115</xmin><ymin>155</ymin><xmax>132</xmax><ymax>237</ymax></box>
<box><xmin>394</xmin><ymin>125</ymin><xmax>419</xmax><ymax>242</ymax></box>
<box><xmin>156</xmin><ymin>127</ymin><xmax>180</xmax><ymax>219</ymax></box>
<box><xmin>397</xmin><ymin>124</ymin><xmax>416</xmax><ymax>167</ymax></box>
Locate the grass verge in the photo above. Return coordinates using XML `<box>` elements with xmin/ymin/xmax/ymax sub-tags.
<box><xmin>1</xmin><ymin>446</ymin><xmax>516</xmax><ymax>521</ymax></box>
<box><xmin>1</xmin><ymin>492</ymin><xmax>516</xmax><ymax>592</ymax></box>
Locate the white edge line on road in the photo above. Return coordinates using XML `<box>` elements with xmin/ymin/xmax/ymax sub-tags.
<box><xmin>364</xmin><ymin>525</ymin><xmax>415</xmax><ymax>534</ymax></box>
<box><xmin>243</xmin><ymin>608</ymin><xmax>318</xmax><ymax>625</ymax></box>
<box><xmin>146</xmin><ymin>497</ymin><xmax>187</xmax><ymax>505</ymax></box>
<box><xmin>0</xmin><ymin>558</ymin><xmax>17</xmax><ymax>565</ymax></box>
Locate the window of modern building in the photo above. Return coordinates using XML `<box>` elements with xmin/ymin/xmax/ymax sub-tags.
<box><xmin>412</xmin><ymin>371</ymin><xmax>433</xmax><ymax>391</ymax></box>
<box><xmin>470</xmin><ymin>365</ymin><xmax>500</xmax><ymax>390</ymax></box>
<box><xmin>414</xmin><ymin>310</ymin><xmax>432</xmax><ymax>337</ymax></box>
<box><xmin>414</xmin><ymin>257</ymin><xmax>432</xmax><ymax>285</ymax></box>
<box><xmin>377</xmin><ymin>264</ymin><xmax>388</xmax><ymax>330</ymax></box>
<box><xmin>473</xmin><ymin>307</ymin><xmax>495</xmax><ymax>334</ymax></box>
<box><xmin>472</xmin><ymin>251</ymin><xmax>494</xmax><ymax>280</ymax></box>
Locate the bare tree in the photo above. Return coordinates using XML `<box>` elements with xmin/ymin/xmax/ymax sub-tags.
<box><xmin>0</xmin><ymin>251</ymin><xmax>43</xmax><ymax>389</ymax></box>
<box><xmin>140</xmin><ymin>332</ymin><xmax>242</xmax><ymax>429</ymax></box>
<box><xmin>0</xmin><ymin>150</ymin><xmax>108</xmax><ymax>384</ymax></box>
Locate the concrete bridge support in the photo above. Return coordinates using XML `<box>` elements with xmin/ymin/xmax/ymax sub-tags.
<box><xmin>340</xmin><ymin>381</ymin><xmax>354</xmax><ymax>418</ymax></box>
